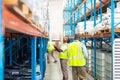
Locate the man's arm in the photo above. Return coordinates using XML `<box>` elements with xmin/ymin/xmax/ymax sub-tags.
<box><xmin>54</xmin><ymin>44</ymin><xmax>63</xmax><ymax>52</ymax></box>
<box><xmin>82</xmin><ymin>44</ymin><xmax>88</xmax><ymax>59</ymax></box>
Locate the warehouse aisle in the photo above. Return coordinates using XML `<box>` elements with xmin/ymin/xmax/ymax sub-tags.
<box><xmin>44</xmin><ymin>51</ymin><xmax>72</xmax><ymax>80</ymax></box>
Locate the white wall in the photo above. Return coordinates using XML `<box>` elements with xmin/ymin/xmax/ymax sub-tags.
<box><xmin>49</xmin><ymin>0</ymin><xmax>63</xmax><ymax>42</ymax></box>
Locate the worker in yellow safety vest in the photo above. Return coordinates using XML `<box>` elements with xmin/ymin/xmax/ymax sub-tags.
<box><xmin>68</xmin><ymin>34</ymin><xmax>88</xmax><ymax>80</ymax></box>
<box><xmin>47</xmin><ymin>41</ymin><xmax>57</xmax><ymax>63</ymax></box>
<box><xmin>54</xmin><ymin>37</ymin><xmax>69</xmax><ymax>80</ymax></box>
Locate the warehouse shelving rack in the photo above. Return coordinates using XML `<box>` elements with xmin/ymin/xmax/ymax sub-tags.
<box><xmin>0</xmin><ymin>1</ymin><xmax>49</xmax><ymax>80</ymax></box>
<box><xmin>63</xmin><ymin>0</ymin><xmax>83</xmax><ymax>38</ymax></box>
<box><xmin>63</xmin><ymin>0</ymin><xmax>119</xmax><ymax>80</ymax></box>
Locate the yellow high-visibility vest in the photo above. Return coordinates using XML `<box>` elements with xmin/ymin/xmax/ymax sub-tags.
<box><xmin>48</xmin><ymin>41</ymin><xmax>55</xmax><ymax>53</ymax></box>
<box><xmin>68</xmin><ymin>42</ymin><xmax>86</xmax><ymax>67</ymax></box>
<box><xmin>59</xmin><ymin>43</ymin><xmax>68</xmax><ymax>59</ymax></box>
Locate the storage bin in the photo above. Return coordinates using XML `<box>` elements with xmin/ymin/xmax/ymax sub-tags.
<box><xmin>92</xmin><ymin>59</ymin><xmax>105</xmax><ymax>68</ymax></box>
<box><xmin>96</xmin><ymin>71</ymin><xmax>106</xmax><ymax>80</ymax></box>
<box><xmin>92</xmin><ymin>67</ymin><xmax>106</xmax><ymax>77</ymax></box>
<box><xmin>96</xmin><ymin>64</ymin><xmax>105</xmax><ymax>71</ymax></box>
<box><xmin>105</xmin><ymin>53</ymin><xmax>112</xmax><ymax>64</ymax></box>
<box><xmin>96</xmin><ymin>70</ymin><xmax>106</xmax><ymax>77</ymax></box>
<box><xmin>106</xmin><ymin>74</ymin><xmax>112</xmax><ymax>80</ymax></box>
<box><xmin>96</xmin><ymin>59</ymin><xmax>105</xmax><ymax>66</ymax></box>
<box><xmin>97</xmin><ymin>76</ymin><xmax>106</xmax><ymax>80</ymax></box>
<box><xmin>96</xmin><ymin>52</ymin><xmax>106</xmax><ymax>60</ymax></box>
<box><xmin>87</xmin><ymin>48</ymin><xmax>93</xmax><ymax>55</ymax></box>
<box><xmin>105</xmin><ymin>62</ymin><xmax>112</xmax><ymax>71</ymax></box>
<box><xmin>105</xmin><ymin>69</ymin><xmax>112</xmax><ymax>78</ymax></box>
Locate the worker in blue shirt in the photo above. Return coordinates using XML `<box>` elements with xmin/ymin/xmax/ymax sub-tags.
<box><xmin>68</xmin><ymin>34</ymin><xmax>88</xmax><ymax>80</ymax></box>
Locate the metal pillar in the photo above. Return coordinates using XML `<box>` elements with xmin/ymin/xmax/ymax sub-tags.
<box><xmin>39</xmin><ymin>38</ymin><xmax>43</xmax><ymax>80</ymax></box>
<box><xmin>84</xmin><ymin>2</ymin><xmax>86</xmax><ymax>46</ymax></box>
<box><xmin>100</xmin><ymin>1</ymin><xmax>102</xmax><ymax>22</ymax></box>
<box><xmin>111</xmin><ymin>0</ymin><xmax>115</xmax><ymax>79</ymax></box>
<box><xmin>9</xmin><ymin>34</ymin><xmax>12</xmax><ymax>66</ymax></box>
<box><xmin>0</xmin><ymin>0</ymin><xmax>4</xmax><ymax>79</ymax></box>
<box><xmin>73</xmin><ymin>0</ymin><xmax>76</xmax><ymax>36</ymax></box>
<box><xmin>100</xmin><ymin>39</ymin><xmax>102</xmax><ymax>48</ymax></box>
<box><xmin>42</xmin><ymin>38</ymin><xmax>46</xmax><ymax>77</ymax></box>
<box><xmin>93</xmin><ymin>0</ymin><xmax>97</xmax><ymax>79</ymax></box>
<box><xmin>90</xmin><ymin>0</ymin><xmax>93</xmax><ymax>20</ymax></box>
<box><xmin>21</xmin><ymin>39</ymin><xmax>24</xmax><ymax>58</ymax></box>
<box><xmin>70</xmin><ymin>0</ymin><xmax>73</xmax><ymax>36</ymax></box>
<box><xmin>84</xmin><ymin>2</ymin><xmax>86</xmax><ymax>30</ymax></box>
<box><xmin>111</xmin><ymin>1</ymin><xmax>115</xmax><ymax>45</ymax></box>
<box><xmin>31</xmin><ymin>37</ymin><xmax>37</xmax><ymax>80</ymax></box>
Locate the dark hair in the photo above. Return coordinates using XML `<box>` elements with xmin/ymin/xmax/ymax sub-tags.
<box><xmin>67</xmin><ymin>37</ymin><xmax>70</xmax><ymax>43</ymax></box>
<box><xmin>74</xmin><ymin>34</ymin><xmax>80</xmax><ymax>40</ymax></box>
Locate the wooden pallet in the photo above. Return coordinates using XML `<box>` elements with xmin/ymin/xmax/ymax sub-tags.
<box><xmin>85</xmin><ymin>32</ymin><xmax>88</xmax><ymax>35</ymax></box>
<box><xmin>100</xmin><ymin>33</ymin><xmax>111</xmax><ymax>38</ymax></box>
<box><xmin>80</xmin><ymin>34</ymin><xmax>86</xmax><ymax>38</ymax></box>
<box><xmin>100</xmin><ymin>28</ymin><xmax>111</xmax><ymax>33</ymax></box>
<box><xmin>115</xmin><ymin>28</ymin><xmax>120</xmax><ymax>33</ymax></box>
<box><xmin>100</xmin><ymin>28</ymin><xmax>120</xmax><ymax>33</ymax></box>
<box><xmin>104</xmin><ymin>28</ymin><xmax>111</xmax><ymax>33</ymax></box>
<box><xmin>4</xmin><ymin>0</ymin><xmax>18</xmax><ymax>6</ymax></box>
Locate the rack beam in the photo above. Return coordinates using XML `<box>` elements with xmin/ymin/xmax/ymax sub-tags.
<box><xmin>64</xmin><ymin>0</ymin><xmax>87</xmax><ymax>25</ymax></box>
<box><xmin>3</xmin><ymin>6</ymin><xmax>44</xmax><ymax>38</ymax></box>
<box><xmin>64</xmin><ymin>0</ymin><xmax>110</xmax><ymax>25</ymax></box>
<box><xmin>9</xmin><ymin>34</ymin><xmax>12</xmax><ymax>66</ymax></box>
<box><xmin>39</xmin><ymin>38</ymin><xmax>44</xmax><ymax>80</ymax></box>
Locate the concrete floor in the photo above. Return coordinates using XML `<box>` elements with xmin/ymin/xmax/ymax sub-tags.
<box><xmin>44</xmin><ymin>51</ymin><xmax>72</xmax><ymax>80</ymax></box>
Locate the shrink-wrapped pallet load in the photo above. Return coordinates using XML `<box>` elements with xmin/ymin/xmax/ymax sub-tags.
<box><xmin>21</xmin><ymin>0</ymin><xmax>49</xmax><ymax>33</ymax></box>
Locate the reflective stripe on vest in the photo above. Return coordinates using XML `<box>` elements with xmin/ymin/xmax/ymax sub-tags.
<box><xmin>68</xmin><ymin>42</ymin><xmax>86</xmax><ymax>66</ymax></box>
<box><xmin>59</xmin><ymin>43</ymin><xmax>68</xmax><ymax>59</ymax></box>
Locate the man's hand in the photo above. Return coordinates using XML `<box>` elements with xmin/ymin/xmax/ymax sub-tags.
<box><xmin>54</xmin><ymin>44</ymin><xmax>63</xmax><ymax>52</ymax></box>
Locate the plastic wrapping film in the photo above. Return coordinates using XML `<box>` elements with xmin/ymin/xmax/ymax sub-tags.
<box><xmin>76</xmin><ymin>21</ymin><xmax>96</xmax><ymax>35</ymax></box>
<box><xmin>76</xmin><ymin>6</ymin><xmax>120</xmax><ymax>36</ymax></box>
<box><xmin>21</xmin><ymin>0</ymin><xmax>49</xmax><ymax>33</ymax></box>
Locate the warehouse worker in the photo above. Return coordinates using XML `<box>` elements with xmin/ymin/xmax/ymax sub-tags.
<box><xmin>68</xmin><ymin>34</ymin><xmax>88</xmax><ymax>80</ymax></box>
<box><xmin>54</xmin><ymin>37</ymin><xmax>69</xmax><ymax>80</ymax></box>
<box><xmin>47</xmin><ymin>40</ymin><xmax>57</xmax><ymax>63</ymax></box>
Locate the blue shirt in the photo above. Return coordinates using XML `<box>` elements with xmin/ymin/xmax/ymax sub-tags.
<box><xmin>82</xmin><ymin>44</ymin><xmax>88</xmax><ymax>59</ymax></box>
<box><xmin>75</xmin><ymin>40</ymin><xmax>88</xmax><ymax>59</ymax></box>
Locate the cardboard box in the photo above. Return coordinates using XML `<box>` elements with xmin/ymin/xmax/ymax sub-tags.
<box><xmin>4</xmin><ymin>0</ymin><xmax>18</xmax><ymax>6</ymax></box>
<box><xmin>22</xmin><ymin>4</ymin><xmax>29</xmax><ymax>15</ymax></box>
